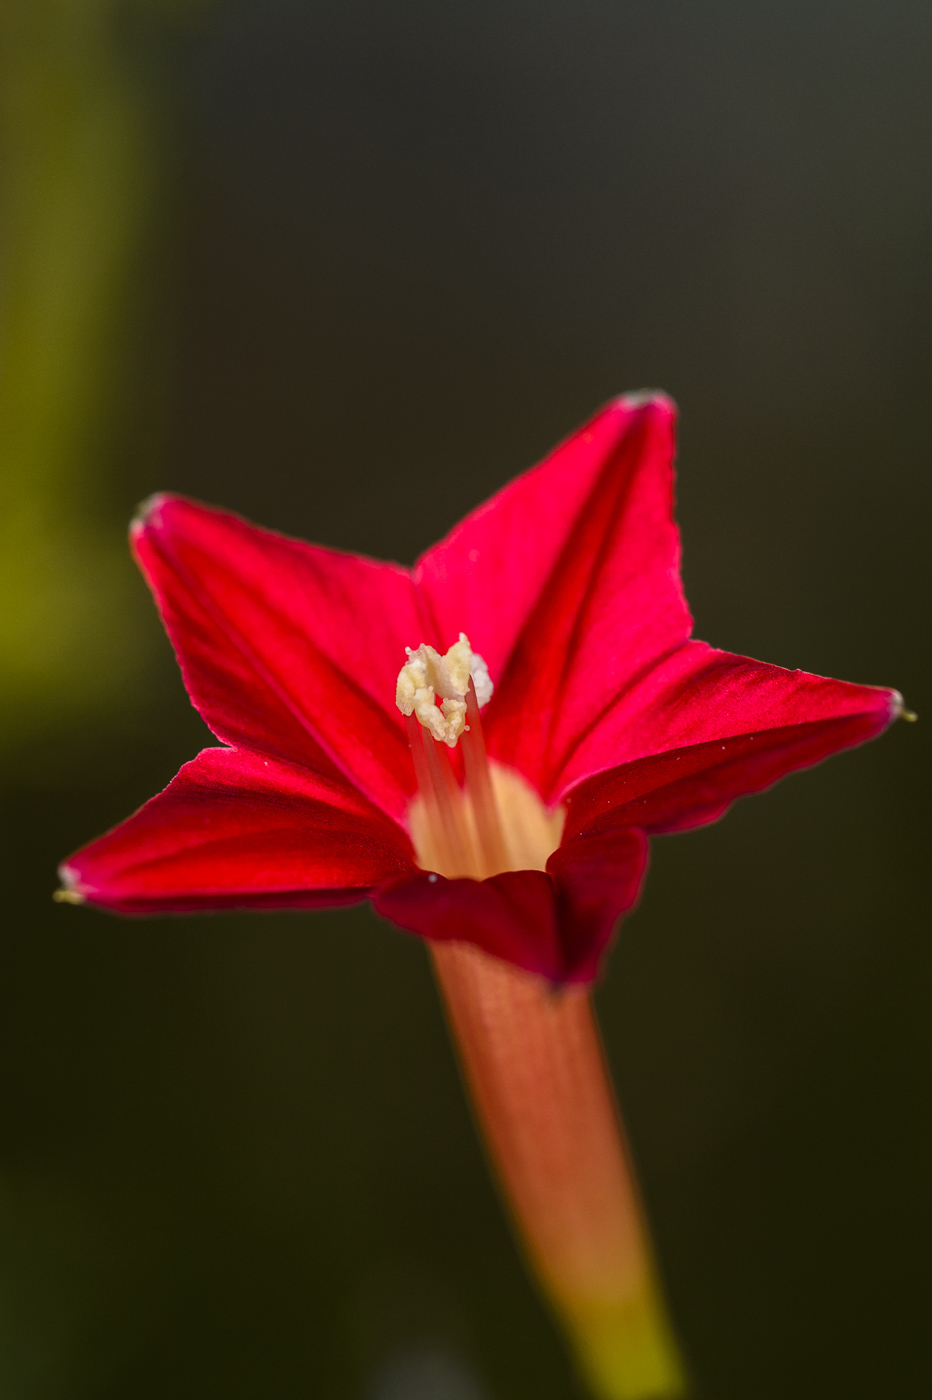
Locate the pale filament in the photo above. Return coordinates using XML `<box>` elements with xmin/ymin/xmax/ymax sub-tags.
<box><xmin>404</xmin><ymin>681</ymin><xmax>508</xmax><ymax>880</ymax></box>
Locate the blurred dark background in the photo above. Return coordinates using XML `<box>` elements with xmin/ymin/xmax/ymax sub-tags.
<box><xmin>1</xmin><ymin>1</ymin><xmax>929</xmax><ymax>1396</ymax></box>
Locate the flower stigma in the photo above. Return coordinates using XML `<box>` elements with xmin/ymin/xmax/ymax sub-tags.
<box><xmin>396</xmin><ymin>633</ymin><xmax>564</xmax><ymax>882</ymax></box>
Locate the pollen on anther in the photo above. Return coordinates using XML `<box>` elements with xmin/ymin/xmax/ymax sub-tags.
<box><xmin>395</xmin><ymin>632</ymin><xmax>493</xmax><ymax>747</ymax></box>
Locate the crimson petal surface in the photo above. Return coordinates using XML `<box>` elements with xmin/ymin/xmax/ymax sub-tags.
<box><xmin>417</xmin><ymin>397</ymin><xmax>689</xmax><ymax>798</ymax></box>
<box><xmin>61</xmin><ymin>747</ymin><xmax>415</xmax><ymax>914</ymax></box>
<box><xmin>133</xmin><ymin>494</ymin><xmax>424</xmax><ymax>822</ymax></box>
<box><xmin>560</xmin><ymin>642</ymin><xmax>899</xmax><ymax>834</ymax></box>
<box><xmin>444</xmin><ymin>396</ymin><xmax>691</xmax><ymax>797</ymax></box>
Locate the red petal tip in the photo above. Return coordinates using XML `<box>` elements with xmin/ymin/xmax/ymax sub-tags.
<box><xmin>54</xmin><ymin>863</ymin><xmax>86</xmax><ymax>904</ymax></box>
<box><xmin>130</xmin><ymin>492</ymin><xmax>177</xmax><ymax>539</ymax></box>
<box><xmin>615</xmin><ymin>389</ymin><xmax>678</xmax><ymax>419</ymax></box>
<box><xmin>889</xmin><ymin>689</ymin><xmax>917</xmax><ymax>722</ymax></box>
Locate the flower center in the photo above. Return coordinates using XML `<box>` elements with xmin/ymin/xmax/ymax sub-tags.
<box><xmin>396</xmin><ymin>633</ymin><xmax>564</xmax><ymax>880</ymax></box>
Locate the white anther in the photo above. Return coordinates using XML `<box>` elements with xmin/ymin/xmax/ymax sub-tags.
<box><xmin>395</xmin><ymin>632</ymin><xmax>493</xmax><ymax>746</ymax></box>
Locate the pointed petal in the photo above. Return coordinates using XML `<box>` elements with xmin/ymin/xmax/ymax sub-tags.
<box><xmin>419</xmin><ymin>396</ymin><xmax>690</xmax><ymax>796</ymax></box>
<box><xmin>373</xmin><ymin>827</ymin><xmax>647</xmax><ymax>984</ymax></box>
<box><xmin>415</xmin><ymin>398</ymin><xmax>689</xmax><ymax>750</ymax></box>
<box><xmin>60</xmin><ymin>747</ymin><xmax>414</xmax><ymax>914</ymax></box>
<box><xmin>132</xmin><ymin>495</ymin><xmax>424</xmax><ymax>821</ymax></box>
<box><xmin>560</xmin><ymin>642</ymin><xmax>901</xmax><ymax>837</ymax></box>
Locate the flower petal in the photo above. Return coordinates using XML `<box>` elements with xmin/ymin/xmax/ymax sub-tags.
<box><xmin>546</xmin><ymin>827</ymin><xmax>649</xmax><ymax>981</ymax></box>
<box><xmin>60</xmin><ymin>747</ymin><xmax>415</xmax><ymax>914</ymax></box>
<box><xmin>374</xmin><ymin>870</ymin><xmax>564</xmax><ymax>978</ymax></box>
<box><xmin>422</xmin><ymin>396</ymin><xmax>690</xmax><ymax>797</ymax></box>
<box><xmin>415</xmin><ymin>396</ymin><xmax>689</xmax><ymax>752</ymax></box>
<box><xmin>373</xmin><ymin>827</ymin><xmax>647</xmax><ymax>984</ymax></box>
<box><xmin>132</xmin><ymin>495</ymin><xmax>425</xmax><ymax>821</ymax></box>
<box><xmin>560</xmin><ymin>642</ymin><xmax>901</xmax><ymax>836</ymax></box>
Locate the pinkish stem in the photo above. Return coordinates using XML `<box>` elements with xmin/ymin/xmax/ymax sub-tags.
<box><xmin>431</xmin><ymin>940</ymin><xmax>688</xmax><ymax>1400</ymax></box>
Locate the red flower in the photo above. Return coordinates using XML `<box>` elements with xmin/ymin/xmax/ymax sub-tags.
<box><xmin>59</xmin><ymin>395</ymin><xmax>900</xmax><ymax>983</ymax></box>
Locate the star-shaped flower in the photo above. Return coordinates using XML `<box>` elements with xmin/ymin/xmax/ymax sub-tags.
<box><xmin>59</xmin><ymin>395</ymin><xmax>901</xmax><ymax>983</ymax></box>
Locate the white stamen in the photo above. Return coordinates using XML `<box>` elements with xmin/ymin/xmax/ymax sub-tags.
<box><xmin>395</xmin><ymin>632</ymin><xmax>493</xmax><ymax>746</ymax></box>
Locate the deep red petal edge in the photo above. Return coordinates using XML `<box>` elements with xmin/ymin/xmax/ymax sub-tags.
<box><xmin>373</xmin><ymin>869</ymin><xmax>566</xmax><ymax>980</ymax></box>
<box><xmin>564</xmin><ymin>702</ymin><xmax>901</xmax><ymax>841</ymax></box>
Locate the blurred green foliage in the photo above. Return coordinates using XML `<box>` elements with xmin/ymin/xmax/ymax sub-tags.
<box><xmin>1</xmin><ymin>1</ymin><xmax>147</xmax><ymax>749</ymax></box>
<box><xmin>0</xmin><ymin>0</ymin><xmax>213</xmax><ymax>758</ymax></box>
